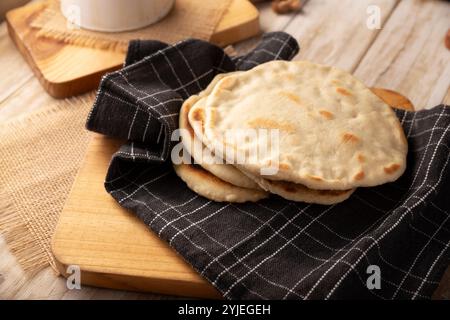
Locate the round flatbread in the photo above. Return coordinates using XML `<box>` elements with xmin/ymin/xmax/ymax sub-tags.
<box><xmin>202</xmin><ymin>60</ymin><xmax>408</xmax><ymax>190</ymax></box>
<box><xmin>173</xmin><ymin>163</ymin><xmax>268</xmax><ymax>203</ymax></box>
<box><xmin>189</xmin><ymin>98</ymin><xmax>357</xmax><ymax>205</ymax></box>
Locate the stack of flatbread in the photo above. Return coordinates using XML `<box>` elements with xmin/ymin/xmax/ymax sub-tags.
<box><xmin>173</xmin><ymin>61</ymin><xmax>408</xmax><ymax>205</ymax></box>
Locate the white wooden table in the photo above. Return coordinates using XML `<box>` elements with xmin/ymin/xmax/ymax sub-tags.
<box><xmin>0</xmin><ymin>0</ymin><xmax>449</xmax><ymax>299</ymax></box>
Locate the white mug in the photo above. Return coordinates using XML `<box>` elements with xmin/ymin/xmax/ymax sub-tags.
<box><xmin>60</xmin><ymin>0</ymin><xmax>175</xmax><ymax>32</ymax></box>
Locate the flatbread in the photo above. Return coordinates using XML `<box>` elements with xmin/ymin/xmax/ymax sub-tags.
<box><xmin>202</xmin><ymin>60</ymin><xmax>408</xmax><ymax>190</ymax></box>
<box><xmin>173</xmin><ymin>163</ymin><xmax>268</xmax><ymax>203</ymax></box>
<box><xmin>179</xmin><ymin>95</ymin><xmax>261</xmax><ymax>189</ymax></box>
<box><xmin>189</xmin><ymin>97</ymin><xmax>357</xmax><ymax>205</ymax></box>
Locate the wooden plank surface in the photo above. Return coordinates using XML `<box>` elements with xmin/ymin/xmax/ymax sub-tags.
<box><xmin>285</xmin><ymin>0</ymin><xmax>400</xmax><ymax>71</ymax></box>
<box><xmin>354</xmin><ymin>0</ymin><xmax>450</xmax><ymax>108</ymax></box>
<box><xmin>1</xmin><ymin>0</ymin><xmax>449</xmax><ymax>299</ymax></box>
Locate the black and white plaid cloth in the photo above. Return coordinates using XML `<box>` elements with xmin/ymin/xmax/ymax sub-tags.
<box><xmin>86</xmin><ymin>32</ymin><xmax>450</xmax><ymax>300</ymax></box>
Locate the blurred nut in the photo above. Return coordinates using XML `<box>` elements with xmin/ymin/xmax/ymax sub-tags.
<box><xmin>272</xmin><ymin>0</ymin><xmax>302</xmax><ymax>14</ymax></box>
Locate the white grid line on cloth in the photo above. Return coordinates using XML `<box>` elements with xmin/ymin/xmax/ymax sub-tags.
<box><xmin>135</xmin><ymin>69</ymin><xmax>214</xmax><ymax>102</ymax></box>
<box><xmin>408</xmin><ymin>213</ymin><xmax>449</xmax><ymax>247</ymax></box>
<box><xmin>174</xmin><ymin>45</ymin><xmax>203</xmax><ymax>92</ymax></box>
<box><xmin>402</xmin><ymin>112</ymin><xmax>450</xmax><ymax>123</ymax></box>
<box><xmin>406</xmin><ymin>111</ymin><xmax>417</xmax><ymax>137</ymax></box>
<box><xmin>273</xmin><ymin>36</ymin><xmax>290</xmax><ymax>60</ymax></box>
<box><xmin>408</xmin><ymin>126</ymin><xmax>448</xmax><ymax>138</ymax></box>
<box><xmin>117</xmin><ymin>171</ymin><xmax>171</xmax><ymax>204</ymax></box>
<box><xmin>161</xmin><ymin>50</ymin><xmax>191</xmax><ymax>97</ymax></box>
<box><xmin>411</xmin><ymin>142</ymin><xmax>450</xmax><ymax>153</ymax></box>
<box><xmin>130</xmin><ymin>142</ymin><xmax>135</xmax><ymax>161</ymax></box>
<box><xmin>157</xmin><ymin>125</ymin><xmax>164</xmax><ymax>144</ymax></box>
<box><xmin>234</xmin><ymin>36</ymin><xmax>297</xmax><ymax>63</ymax></box>
<box><xmin>322</xmin><ymin>110</ymin><xmax>450</xmax><ymax>300</ymax></box>
<box><xmin>411</xmin><ymin>195</ymin><xmax>450</xmax><ymax>234</ymax></box>
<box><xmin>412</xmin><ymin>237</ymin><xmax>450</xmax><ymax>299</ymax></box>
<box><xmin>431</xmin><ymin>202</ymin><xmax>450</xmax><ymax>218</ymax></box>
<box><xmin>142</xmin><ymin>112</ymin><xmax>152</xmax><ymax>141</ymax></box>
<box><xmin>374</xmin><ymin>190</ymin><xmax>450</xmax><ymax>237</ymax></box>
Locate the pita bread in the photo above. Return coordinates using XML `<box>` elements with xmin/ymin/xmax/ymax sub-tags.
<box><xmin>179</xmin><ymin>78</ymin><xmax>260</xmax><ymax>189</ymax></box>
<box><xmin>173</xmin><ymin>163</ymin><xmax>268</xmax><ymax>203</ymax></box>
<box><xmin>189</xmin><ymin>99</ymin><xmax>356</xmax><ymax>204</ymax></box>
<box><xmin>202</xmin><ymin>60</ymin><xmax>408</xmax><ymax>190</ymax></box>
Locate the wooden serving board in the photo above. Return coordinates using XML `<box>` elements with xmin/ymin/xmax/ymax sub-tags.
<box><xmin>52</xmin><ymin>89</ymin><xmax>414</xmax><ymax>298</ymax></box>
<box><xmin>5</xmin><ymin>0</ymin><xmax>260</xmax><ymax>98</ymax></box>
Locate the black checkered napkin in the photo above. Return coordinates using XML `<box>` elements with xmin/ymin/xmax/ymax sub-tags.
<box><xmin>86</xmin><ymin>32</ymin><xmax>450</xmax><ymax>300</ymax></box>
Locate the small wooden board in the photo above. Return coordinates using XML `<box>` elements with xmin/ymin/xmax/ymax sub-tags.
<box><xmin>52</xmin><ymin>89</ymin><xmax>414</xmax><ymax>298</ymax></box>
<box><xmin>5</xmin><ymin>0</ymin><xmax>260</xmax><ymax>98</ymax></box>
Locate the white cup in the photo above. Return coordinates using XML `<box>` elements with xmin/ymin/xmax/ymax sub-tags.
<box><xmin>60</xmin><ymin>0</ymin><xmax>175</xmax><ymax>32</ymax></box>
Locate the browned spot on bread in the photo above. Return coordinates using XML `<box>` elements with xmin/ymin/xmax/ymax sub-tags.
<box><xmin>279</xmin><ymin>91</ymin><xmax>302</xmax><ymax>105</ymax></box>
<box><xmin>279</xmin><ymin>163</ymin><xmax>291</xmax><ymax>171</ymax></box>
<box><xmin>308</xmin><ymin>175</ymin><xmax>323</xmax><ymax>182</ymax></box>
<box><xmin>191</xmin><ymin>107</ymin><xmax>204</xmax><ymax>122</ymax></box>
<box><xmin>247</xmin><ymin>118</ymin><xmax>296</xmax><ymax>133</ymax></box>
<box><xmin>354</xmin><ymin>171</ymin><xmax>365</xmax><ymax>181</ymax></box>
<box><xmin>219</xmin><ymin>77</ymin><xmax>237</xmax><ymax>90</ymax></box>
<box><xmin>282</xmin><ymin>184</ymin><xmax>297</xmax><ymax>193</ymax></box>
<box><xmin>285</xmin><ymin>73</ymin><xmax>295</xmax><ymax>81</ymax></box>
<box><xmin>384</xmin><ymin>163</ymin><xmax>401</xmax><ymax>174</ymax></box>
<box><xmin>319</xmin><ymin>110</ymin><xmax>334</xmax><ymax>120</ymax></box>
<box><xmin>342</xmin><ymin>133</ymin><xmax>360</xmax><ymax>144</ymax></box>
<box><xmin>336</xmin><ymin>87</ymin><xmax>352</xmax><ymax>97</ymax></box>
<box><xmin>317</xmin><ymin>189</ymin><xmax>349</xmax><ymax>196</ymax></box>
<box><xmin>357</xmin><ymin>154</ymin><xmax>366</xmax><ymax>163</ymax></box>
<box><xmin>331</xmin><ymin>80</ymin><xmax>341</xmax><ymax>85</ymax></box>
<box><xmin>269</xmin><ymin>180</ymin><xmax>302</xmax><ymax>193</ymax></box>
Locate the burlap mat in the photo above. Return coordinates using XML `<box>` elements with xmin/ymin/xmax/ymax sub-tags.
<box><xmin>31</xmin><ymin>0</ymin><xmax>232</xmax><ymax>52</ymax></box>
<box><xmin>0</xmin><ymin>94</ymin><xmax>94</xmax><ymax>274</ymax></box>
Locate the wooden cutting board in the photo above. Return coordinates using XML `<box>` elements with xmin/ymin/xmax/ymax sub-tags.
<box><xmin>5</xmin><ymin>0</ymin><xmax>260</xmax><ymax>98</ymax></box>
<box><xmin>51</xmin><ymin>88</ymin><xmax>414</xmax><ymax>298</ymax></box>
